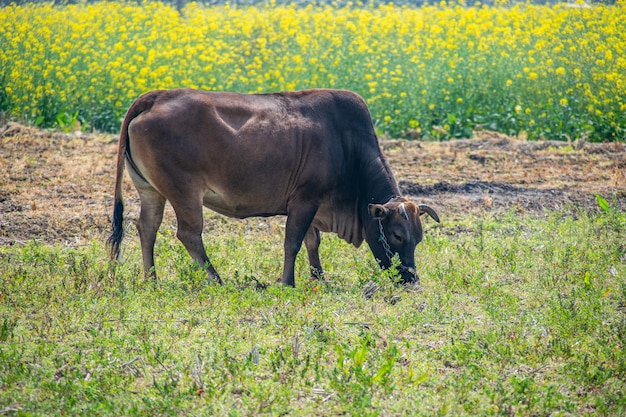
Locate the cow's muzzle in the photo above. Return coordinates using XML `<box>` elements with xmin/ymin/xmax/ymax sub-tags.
<box><xmin>399</xmin><ymin>265</ymin><xmax>419</xmax><ymax>285</ymax></box>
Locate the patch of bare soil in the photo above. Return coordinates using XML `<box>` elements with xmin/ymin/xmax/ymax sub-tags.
<box><xmin>1</xmin><ymin>123</ymin><xmax>624</xmax><ymax>246</ymax></box>
<box><xmin>383</xmin><ymin>131</ymin><xmax>626</xmax><ymax>217</ymax></box>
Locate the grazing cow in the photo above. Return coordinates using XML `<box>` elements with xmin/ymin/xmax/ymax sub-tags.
<box><xmin>108</xmin><ymin>88</ymin><xmax>439</xmax><ymax>286</ymax></box>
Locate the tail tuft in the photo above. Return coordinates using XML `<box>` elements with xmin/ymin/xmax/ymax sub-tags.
<box><xmin>108</xmin><ymin>200</ymin><xmax>124</xmax><ymax>260</ymax></box>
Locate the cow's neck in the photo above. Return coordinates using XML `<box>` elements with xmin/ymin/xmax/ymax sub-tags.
<box><xmin>349</xmin><ymin>151</ymin><xmax>400</xmax><ymax>244</ymax></box>
<box><xmin>331</xmin><ymin>134</ymin><xmax>401</xmax><ymax>247</ymax></box>
<box><xmin>359</xmin><ymin>154</ymin><xmax>401</xmax><ymax>205</ymax></box>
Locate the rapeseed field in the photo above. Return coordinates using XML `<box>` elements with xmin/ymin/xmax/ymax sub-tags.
<box><xmin>1</xmin><ymin>1</ymin><xmax>624</xmax><ymax>140</ymax></box>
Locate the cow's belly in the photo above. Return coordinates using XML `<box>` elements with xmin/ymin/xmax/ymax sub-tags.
<box><xmin>201</xmin><ymin>188</ymin><xmax>288</xmax><ymax>219</ymax></box>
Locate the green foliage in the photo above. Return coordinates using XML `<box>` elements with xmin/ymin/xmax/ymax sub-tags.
<box><xmin>1</xmin><ymin>210</ymin><xmax>625</xmax><ymax>415</ymax></box>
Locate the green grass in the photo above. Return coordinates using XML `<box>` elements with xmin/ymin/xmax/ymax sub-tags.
<box><xmin>1</xmin><ymin>206</ymin><xmax>625</xmax><ymax>416</ymax></box>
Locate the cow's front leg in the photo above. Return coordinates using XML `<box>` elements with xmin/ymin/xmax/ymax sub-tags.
<box><xmin>282</xmin><ymin>204</ymin><xmax>318</xmax><ymax>287</ymax></box>
<box><xmin>304</xmin><ymin>226</ymin><xmax>324</xmax><ymax>280</ymax></box>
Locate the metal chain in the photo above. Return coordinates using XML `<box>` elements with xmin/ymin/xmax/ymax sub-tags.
<box><xmin>377</xmin><ymin>218</ymin><xmax>395</xmax><ymax>263</ymax></box>
<box><xmin>377</xmin><ymin>212</ymin><xmax>415</xmax><ymax>277</ymax></box>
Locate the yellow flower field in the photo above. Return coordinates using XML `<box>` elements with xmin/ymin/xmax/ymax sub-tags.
<box><xmin>1</xmin><ymin>1</ymin><xmax>624</xmax><ymax>140</ymax></box>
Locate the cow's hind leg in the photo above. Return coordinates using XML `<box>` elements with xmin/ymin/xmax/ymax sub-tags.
<box><xmin>136</xmin><ymin>186</ymin><xmax>166</xmax><ymax>280</ymax></box>
<box><xmin>304</xmin><ymin>226</ymin><xmax>324</xmax><ymax>280</ymax></box>
<box><xmin>170</xmin><ymin>199</ymin><xmax>222</xmax><ymax>284</ymax></box>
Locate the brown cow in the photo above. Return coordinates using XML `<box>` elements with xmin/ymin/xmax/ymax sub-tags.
<box><xmin>108</xmin><ymin>89</ymin><xmax>439</xmax><ymax>286</ymax></box>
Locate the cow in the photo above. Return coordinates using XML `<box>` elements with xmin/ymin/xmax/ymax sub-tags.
<box><xmin>108</xmin><ymin>88</ymin><xmax>439</xmax><ymax>286</ymax></box>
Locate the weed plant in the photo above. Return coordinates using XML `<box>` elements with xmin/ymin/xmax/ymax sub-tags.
<box><xmin>1</xmin><ymin>205</ymin><xmax>624</xmax><ymax>415</ymax></box>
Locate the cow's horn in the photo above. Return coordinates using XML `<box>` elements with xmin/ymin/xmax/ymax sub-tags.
<box><xmin>418</xmin><ymin>204</ymin><xmax>440</xmax><ymax>223</ymax></box>
<box><xmin>399</xmin><ymin>203</ymin><xmax>409</xmax><ymax>220</ymax></box>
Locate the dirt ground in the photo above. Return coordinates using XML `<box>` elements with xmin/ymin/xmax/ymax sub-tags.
<box><xmin>1</xmin><ymin>122</ymin><xmax>624</xmax><ymax>247</ymax></box>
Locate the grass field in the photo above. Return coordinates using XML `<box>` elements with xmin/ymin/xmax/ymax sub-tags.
<box><xmin>1</xmin><ymin>1</ymin><xmax>625</xmax><ymax>141</ymax></box>
<box><xmin>1</xmin><ymin>203</ymin><xmax>625</xmax><ymax>415</ymax></box>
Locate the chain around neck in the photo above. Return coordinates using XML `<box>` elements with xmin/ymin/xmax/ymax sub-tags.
<box><xmin>377</xmin><ymin>218</ymin><xmax>395</xmax><ymax>263</ymax></box>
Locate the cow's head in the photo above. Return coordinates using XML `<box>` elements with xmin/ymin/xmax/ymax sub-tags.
<box><xmin>366</xmin><ymin>198</ymin><xmax>440</xmax><ymax>284</ymax></box>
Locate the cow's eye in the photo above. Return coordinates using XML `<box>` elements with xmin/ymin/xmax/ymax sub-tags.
<box><xmin>392</xmin><ymin>232</ymin><xmax>404</xmax><ymax>243</ymax></box>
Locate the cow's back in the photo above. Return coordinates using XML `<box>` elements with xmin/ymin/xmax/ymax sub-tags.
<box><xmin>125</xmin><ymin>89</ymin><xmax>377</xmax><ymax>219</ymax></box>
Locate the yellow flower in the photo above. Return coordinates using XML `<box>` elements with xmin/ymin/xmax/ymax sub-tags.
<box><xmin>1</xmin><ymin>0</ymin><xmax>623</xmax><ymax>140</ymax></box>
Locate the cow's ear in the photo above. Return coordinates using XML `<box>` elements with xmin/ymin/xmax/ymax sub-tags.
<box><xmin>368</xmin><ymin>204</ymin><xmax>388</xmax><ymax>220</ymax></box>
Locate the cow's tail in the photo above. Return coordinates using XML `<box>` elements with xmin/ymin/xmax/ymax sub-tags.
<box><xmin>107</xmin><ymin>91</ymin><xmax>160</xmax><ymax>260</ymax></box>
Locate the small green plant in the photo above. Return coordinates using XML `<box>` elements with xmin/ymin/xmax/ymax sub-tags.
<box><xmin>597</xmin><ymin>193</ymin><xmax>611</xmax><ymax>213</ymax></box>
<box><xmin>329</xmin><ymin>334</ymin><xmax>399</xmax><ymax>412</ymax></box>
<box><xmin>54</xmin><ymin>109</ymin><xmax>79</xmax><ymax>132</ymax></box>
<box><xmin>596</xmin><ymin>193</ymin><xmax>625</xmax><ymax>233</ymax></box>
